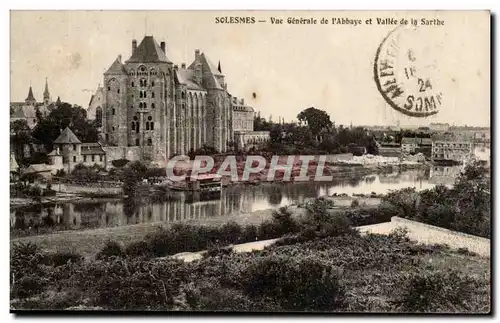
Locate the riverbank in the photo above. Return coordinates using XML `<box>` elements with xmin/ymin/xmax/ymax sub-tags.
<box><xmin>10</xmin><ymin>195</ymin><xmax>382</xmax><ymax>257</ymax></box>
<box><xmin>10</xmin><ymin>160</ymin><xmax>425</xmax><ymax>207</ymax></box>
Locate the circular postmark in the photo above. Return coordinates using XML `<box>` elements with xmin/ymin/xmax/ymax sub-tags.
<box><xmin>374</xmin><ymin>26</ymin><xmax>443</xmax><ymax>118</ymax></box>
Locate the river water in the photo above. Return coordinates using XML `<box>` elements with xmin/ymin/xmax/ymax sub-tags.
<box><xmin>11</xmin><ymin>165</ymin><xmax>461</xmax><ymax>237</ymax></box>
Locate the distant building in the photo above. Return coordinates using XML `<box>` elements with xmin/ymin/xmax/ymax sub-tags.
<box><xmin>401</xmin><ymin>137</ymin><xmax>420</xmax><ymax>154</ymax></box>
<box><xmin>234</xmin><ymin>131</ymin><xmax>270</xmax><ymax>152</ymax></box>
<box><xmin>87</xmin><ymin>85</ymin><xmax>104</xmax><ymax>122</ymax></box>
<box><xmin>429</xmin><ymin>123</ymin><xmax>450</xmax><ymax>132</ymax></box>
<box><xmin>431</xmin><ymin>133</ymin><xmax>473</xmax><ymax>164</ymax></box>
<box><xmin>52</xmin><ymin>127</ymin><xmax>107</xmax><ymax>172</ymax></box>
<box><xmin>10</xmin><ymin>78</ymin><xmax>55</xmax><ymax>128</ymax></box>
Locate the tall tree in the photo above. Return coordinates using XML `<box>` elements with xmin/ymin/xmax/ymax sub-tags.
<box><xmin>32</xmin><ymin>101</ymin><xmax>98</xmax><ymax>151</ymax></box>
<box><xmin>297</xmin><ymin>107</ymin><xmax>333</xmax><ymax>137</ymax></box>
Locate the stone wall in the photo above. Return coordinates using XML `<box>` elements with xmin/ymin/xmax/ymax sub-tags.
<box><xmin>104</xmin><ymin>146</ymin><xmax>141</xmax><ymax>169</ymax></box>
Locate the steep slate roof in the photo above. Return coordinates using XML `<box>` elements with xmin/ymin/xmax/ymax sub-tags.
<box><xmin>25</xmin><ymin>86</ymin><xmax>36</xmax><ymax>102</ymax></box>
<box><xmin>200</xmin><ymin>53</ymin><xmax>222</xmax><ymax>76</ymax></box>
<box><xmin>10</xmin><ymin>105</ymin><xmax>37</xmax><ymax>119</ymax></box>
<box><xmin>177</xmin><ymin>69</ymin><xmax>204</xmax><ymax>90</ymax></box>
<box><xmin>54</xmin><ymin>127</ymin><xmax>82</xmax><ymax>144</ymax></box>
<box><xmin>105</xmin><ymin>57</ymin><xmax>128</xmax><ymax>75</ymax></box>
<box><xmin>126</xmin><ymin>36</ymin><xmax>171</xmax><ymax>63</ymax></box>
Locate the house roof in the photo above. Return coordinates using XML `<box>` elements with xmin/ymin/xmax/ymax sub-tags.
<box><xmin>47</xmin><ymin>149</ymin><xmax>60</xmax><ymax>156</ymax></box>
<box><xmin>54</xmin><ymin>127</ymin><xmax>81</xmax><ymax>144</ymax></box>
<box><xmin>25</xmin><ymin>164</ymin><xmax>53</xmax><ymax>174</ymax></box>
<box><xmin>10</xmin><ymin>105</ymin><xmax>37</xmax><ymax>120</ymax></box>
<box><xmin>126</xmin><ymin>36</ymin><xmax>171</xmax><ymax>63</ymax></box>
<box><xmin>81</xmin><ymin>142</ymin><xmax>105</xmax><ymax>155</ymax></box>
<box><xmin>105</xmin><ymin>57</ymin><xmax>128</xmax><ymax>75</ymax></box>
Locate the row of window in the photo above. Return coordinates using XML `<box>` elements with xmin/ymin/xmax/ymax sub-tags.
<box><xmin>67</xmin><ymin>155</ymin><xmax>104</xmax><ymax>163</ymax></box>
<box><xmin>434</xmin><ymin>143</ymin><xmax>470</xmax><ymax>148</ymax></box>
<box><xmin>138</xmin><ymin>91</ymin><xmax>155</xmax><ymax>98</ymax></box>
<box><xmin>130</xmin><ymin>138</ymin><xmax>153</xmax><ymax>146</ymax></box>
<box><xmin>83</xmin><ymin>155</ymin><xmax>104</xmax><ymax>162</ymax></box>
<box><xmin>131</xmin><ymin>121</ymin><xmax>155</xmax><ymax>132</ymax></box>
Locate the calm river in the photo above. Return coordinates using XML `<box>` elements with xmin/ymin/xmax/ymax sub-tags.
<box><xmin>11</xmin><ymin>166</ymin><xmax>461</xmax><ymax>236</ymax></box>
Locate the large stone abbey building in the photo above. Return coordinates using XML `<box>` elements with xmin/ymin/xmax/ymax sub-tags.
<box><xmin>93</xmin><ymin>35</ymin><xmax>267</xmax><ymax>165</ymax></box>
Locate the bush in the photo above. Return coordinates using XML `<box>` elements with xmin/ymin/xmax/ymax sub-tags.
<box><xmin>351</xmin><ymin>199</ymin><xmax>360</xmax><ymax>208</ymax></box>
<box><xmin>11</xmin><ymin>274</ymin><xmax>48</xmax><ymax>299</ymax></box>
<box><xmin>46</xmin><ymin>251</ymin><xmax>83</xmax><ymax>267</ymax></box>
<box><xmin>96</xmin><ymin>241</ymin><xmax>123</xmax><ymax>260</ymax></box>
<box><xmin>111</xmin><ymin>159</ymin><xmax>129</xmax><ymax>168</ymax></box>
<box><xmin>395</xmin><ymin>270</ymin><xmax>486</xmax><ymax>313</ymax></box>
<box><xmin>243</xmin><ymin>256</ymin><xmax>346</xmax><ymax>311</ymax></box>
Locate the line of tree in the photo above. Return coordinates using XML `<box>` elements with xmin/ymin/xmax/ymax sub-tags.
<box><xmin>254</xmin><ymin>107</ymin><xmax>379</xmax><ymax>155</ymax></box>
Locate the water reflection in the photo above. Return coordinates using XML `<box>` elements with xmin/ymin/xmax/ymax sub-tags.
<box><xmin>11</xmin><ymin>166</ymin><xmax>461</xmax><ymax>235</ymax></box>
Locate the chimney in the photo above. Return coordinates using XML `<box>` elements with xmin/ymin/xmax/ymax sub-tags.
<box><xmin>160</xmin><ymin>41</ymin><xmax>166</xmax><ymax>53</ymax></box>
<box><xmin>132</xmin><ymin>39</ymin><xmax>137</xmax><ymax>55</ymax></box>
<box><xmin>181</xmin><ymin>63</ymin><xmax>186</xmax><ymax>69</ymax></box>
<box><xmin>195</xmin><ymin>49</ymin><xmax>200</xmax><ymax>60</ymax></box>
<box><xmin>117</xmin><ymin>54</ymin><xmax>122</xmax><ymax>62</ymax></box>
<box><xmin>56</xmin><ymin>147</ymin><xmax>60</xmax><ymax>155</ymax></box>
<box><xmin>241</xmin><ymin>98</ymin><xmax>244</xmax><ymax>105</ymax></box>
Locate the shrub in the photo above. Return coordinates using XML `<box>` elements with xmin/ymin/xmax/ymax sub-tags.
<box><xmin>46</xmin><ymin>251</ymin><xmax>83</xmax><ymax>267</ymax></box>
<box><xmin>351</xmin><ymin>199</ymin><xmax>360</xmax><ymax>208</ymax></box>
<box><xmin>11</xmin><ymin>274</ymin><xmax>48</xmax><ymax>299</ymax></box>
<box><xmin>394</xmin><ymin>270</ymin><xmax>486</xmax><ymax>313</ymax></box>
<box><xmin>243</xmin><ymin>256</ymin><xmax>346</xmax><ymax>311</ymax></box>
<box><xmin>96</xmin><ymin>241</ymin><xmax>123</xmax><ymax>260</ymax></box>
<box><xmin>111</xmin><ymin>159</ymin><xmax>129</xmax><ymax>168</ymax></box>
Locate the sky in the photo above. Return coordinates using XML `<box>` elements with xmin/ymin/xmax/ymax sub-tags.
<box><xmin>10</xmin><ymin>10</ymin><xmax>490</xmax><ymax>126</ymax></box>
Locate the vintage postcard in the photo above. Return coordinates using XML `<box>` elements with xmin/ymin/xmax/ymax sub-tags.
<box><xmin>10</xmin><ymin>10</ymin><xmax>490</xmax><ymax>313</ymax></box>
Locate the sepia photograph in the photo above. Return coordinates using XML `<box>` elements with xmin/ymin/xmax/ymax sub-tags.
<box><xmin>9</xmin><ymin>10</ymin><xmax>491</xmax><ymax>313</ymax></box>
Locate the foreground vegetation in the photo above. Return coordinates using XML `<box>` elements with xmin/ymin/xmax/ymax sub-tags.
<box><xmin>11</xmin><ymin>192</ymin><xmax>490</xmax><ymax>312</ymax></box>
<box><xmin>10</xmin><ymin>226</ymin><xmax>490</xmax><ymax>312</ymax></box>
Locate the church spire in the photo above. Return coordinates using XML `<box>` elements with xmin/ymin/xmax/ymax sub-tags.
<box><xmin>25</xmin><ymin>85</ymin><xmax>36</xmax><ymax>105</ymax></box>
<box><xmin>43</xmin><ymin>77</ymin><xmax>51</xmax><ymax>105</ymax></box>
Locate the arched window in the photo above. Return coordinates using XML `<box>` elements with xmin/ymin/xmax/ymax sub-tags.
<box><xmin>131</xmin><ymin>81</ymin><xmax>134</xmax><ymax>87</ymax></box>
<box><xmin>135</xmin><ymin>138</ymin><xmax>139</xmax><ymax>146</ymax></box>
<box><xmin>151</xmin><ymin>103</ymin><xmax>155</xmax><ymax>109</ymax></box>
<box><xmin>150</xmin><ymin>122</ymin><xmax>154</xmax><ymax>130</ymax></box>
<box><xmin>152</xmin><ymin>81</ymin><xmax>155</xmax><ymax>87</ymax></box>
<box><xmin>131</xmin><ymin>122</ymin><xmax>135</xmax><ymax>130</ymax></box>
<box><xmin>143</xmin><ymin>103</ymin><xmax>147</xmax><ymax>109</ymax></box>
<box><xmin>152</xmin><ymin>92</ymin><xmax>155</xmax><ymax>98</ymax></box>
<box><xmin>136</xmin><ymin>122</ymin><xmax>140</xmax><ymax>133</ymax></box>
<box><xmin>146</xmin><ymin>122</ymin><xmax>150</xmax><ymax>130</ymax></box>
<box><xmin>147</xmin><ymin>138</ymin><xmax>152</xmax><ymax>146</ymax></box>
<box><xmin>117</xmin><ymin>88</ymin><xmax>120</xmax><ymax>94</ymax></box>
<box><xmin>112</xmin><ymin>108</ymin><xmax>116</xmax><ymax>115</ymax></box>
<box><xmin>181</xmin><ymin>92</ymin><xmax>185</xmax><ymax>99</ymax></box>
<box><xmin>139</xmin><ymin>91</ymin><xmax>143</xmax><ymax>98</ymax></box>
<box><xmin>143</xmin><ymin>91</ymin><xmax>147</xmax><ymax>98</ymax></box>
